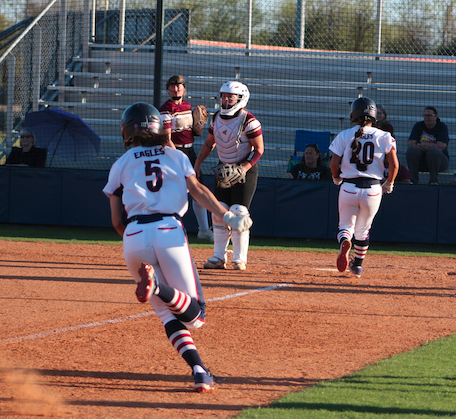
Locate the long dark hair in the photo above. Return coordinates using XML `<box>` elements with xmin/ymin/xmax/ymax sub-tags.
<box><xmin>299</xmin><ymin>143</ymin><xmax>322</xmax><ymax>172</ymax></box>
<box><xmin>131</xmin><ymin>131</ymin><xmax>169</xmax><ymax>147</ymax></box>
<box><xmin>350</xmin><ymin>115</ymin><xmax>374</xmax><ymax>171</ymax></box>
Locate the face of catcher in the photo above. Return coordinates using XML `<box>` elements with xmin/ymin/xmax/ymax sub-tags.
<box><xmin>221</xmin><ymin>93</ymin><xmax>239</xmax><ymax>110</ymax></box>
<box><xmin>168</xmin><ymin>82</ymin><xmax>186</xmax><ymax>103</ymax></box>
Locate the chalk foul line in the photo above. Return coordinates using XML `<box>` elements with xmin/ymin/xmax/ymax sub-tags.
<box><xmin>1</xmin><ymin>283</ymin><xmax>294</xmax><ymax>345</ymax></box>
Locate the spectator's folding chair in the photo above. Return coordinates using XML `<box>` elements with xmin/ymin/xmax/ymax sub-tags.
<box><xmin>287</xmin><ymin>130</ymin><xmax>332</xmax><ymax>172</ymax></box>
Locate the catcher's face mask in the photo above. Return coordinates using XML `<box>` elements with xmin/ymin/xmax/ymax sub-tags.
<box><xmin>220</xmin><ymin>93</ymin><xmax>239</xmax><ymax>109</ymax></box>
<box><xmin>219</xmin><ymin>81</ymin><xmax>250</xmax><ymax>116</ymax></box>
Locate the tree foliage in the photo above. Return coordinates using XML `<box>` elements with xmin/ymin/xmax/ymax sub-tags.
<box><xmin>169</xmin><ymin>0</ymin><xmax>264</xmax><ymax>43</ymax></box>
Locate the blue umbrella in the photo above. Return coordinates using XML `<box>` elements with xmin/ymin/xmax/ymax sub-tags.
<box><xmin>24</xmin><ymin>108</ymin><xmax>101</xmax><ymax>166</ymax></box>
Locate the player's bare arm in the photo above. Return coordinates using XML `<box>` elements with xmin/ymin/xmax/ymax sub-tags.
<box><xmin>241</xmin><ymin>134</ymin><xmax>264</xmax><ymax>172</ymax></box>
<box><xmin>165</xmin><ymin>133</ymin><xmax>177</xmax><ymax>149</ymax></box>
<box><xmin>109</xmin><ymin>194</ymin><xmax>125</xmax><ymax>236</ymax></box>
<box><xmin>385</xmin><ymin>149</ymin><xmax>399</xmax><ymax>184</ymax></box>
<box><xmin>330</xmin><ymin>153</ymin><xmax>343</xmax><ymax>185</ymax></box>
<box><xmin>186</xmin><ymin>174</ymin><xmax>227</xmax><ymax>218</ymax></box>
<box><xmin>330</xmin><ymin>154</ymin><xmax>342</xmax><ymax>178</ymax></box>
<box><xmin>186</xmin><ymin>174</ymin><xmax>252</xmax><ymax>231</ymax></box>
<box><xmin>194</xmin><ymin>133</ymin><xmax>216</xmax><ymax>176</ymax></box>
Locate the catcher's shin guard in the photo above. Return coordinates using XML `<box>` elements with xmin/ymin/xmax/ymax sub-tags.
<box><xmin>231</xmin><ymin>229</ymin><xmax>249</xmax><ymax>264</ymax></box>
<box><xmin>230</xmin><ymin>205</ymin><xmax>250</xmax><ymax>264</ymax></box>
<box><xmin>212</xmin><ymin>202</ymin><xmax>230</xmax><ymax>262</ymax></box>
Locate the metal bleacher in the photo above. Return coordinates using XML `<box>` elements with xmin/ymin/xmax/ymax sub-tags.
<box><xmin>38</xmin><ymin>46</ymin><xmax>456</xmax><ymax>184</ymax></box>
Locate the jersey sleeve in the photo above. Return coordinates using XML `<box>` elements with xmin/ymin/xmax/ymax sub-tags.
<box><xmin>328</xmin><ymin>132</ymin><xmax>346</xmax><ymax>157</ymax></box>
<box><xmin>408</xmin><ymin>122</ymin><xmax>421</xmax><ymax>142</ymax></box>
<box><xmin>245</xmin><ymin>113</ymin><xmax>262</xmax><ymax>139</ymax></box>
<box><xmin>182</xmin><ymin>153</ymin><xmax>196</xmax><ymax>178</ymax></box>
<box><xmin>103</xmin><ymin>158</ymin><xmax>123</xmax><ymax>197</ymax></box>
<box><xmin>380</xmin><ymin>131</ymin><xmax>396</xmax><ymax>155</ymax></box>
<box><xmin>170</xmin><ymin>147</ymin><xmax>196</xmax><ymax>178</ymax></box>
<box><xmin>437</xmin><ymin>122</ymin><xmax>450</xmax><ymax>145</ymax></box>
<box><xmin>159</xmin><ymin>101</ymin><xmax>173</xmax><ymax>129</ymax></box>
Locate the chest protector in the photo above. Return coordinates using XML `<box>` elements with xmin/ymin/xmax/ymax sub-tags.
<box><xmin>214</xmin><ymin>110</ymin><xmax>251</xmax><ymax>163</ymax></box>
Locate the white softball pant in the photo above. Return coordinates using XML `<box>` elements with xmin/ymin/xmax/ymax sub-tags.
<box><xmin>122</xmin><ymin>216</ymin><xmax>204</xmax><ymax>326</ymax></box>
<box><xmin>338</xmin><ymin>182</ymin><xmax>382</xmax><ymax>241</ymax></box>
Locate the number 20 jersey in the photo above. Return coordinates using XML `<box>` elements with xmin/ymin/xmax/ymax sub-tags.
<box><xmin>329</xmin><ymin>126</ymin><xmax>396</xmax><ymax>180</ymax></box>
<box><xmin>103</xmin><ymin>145</ymin><xmax>195</xmax><ymax>218</ymax></box>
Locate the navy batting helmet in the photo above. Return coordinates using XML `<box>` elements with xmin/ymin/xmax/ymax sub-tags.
<box><xmin>350</xmin><ymin>97</ymin><xmax>377</xmax><ymax>122</ymax></box>
<box><xmin>121</xmin><ymin>102</ymin><xmax>162</xmax><ymax>146</ymax></box>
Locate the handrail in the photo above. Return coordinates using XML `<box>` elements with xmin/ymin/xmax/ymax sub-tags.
<box><xmin>0</xmin><ymin>17</ymin><xmax>34</xmax><ymax>43</ymax></box>
<box><xmin>0</xmin><ymin>0</ymin><xmax>59</xmax><ymax>65</ymax></box>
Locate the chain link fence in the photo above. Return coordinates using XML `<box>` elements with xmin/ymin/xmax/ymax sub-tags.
<box><xmin>0</xmin><ymin>0</ymin><xmax>455</xmax><ymax>184</ymax></box>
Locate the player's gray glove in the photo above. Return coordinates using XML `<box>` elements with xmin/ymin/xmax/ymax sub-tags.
<box><xmin>223</xmin><ymin>211</ymin><xmax>253</xmax><ymax>232</ymax></box>
<box><xmin>382</xmin><ymin>180</ymin><xmax>394</xmax><ymax>194</ymax></box>
<box><xmin>333</xmin><ymin>176</ymin><xmax>343</xmax><ymax>185</ymax></box>
<box><xmin>213</xmin><ymin>163</ymin><xmax>246</xmax><ymax>189</ymax></box>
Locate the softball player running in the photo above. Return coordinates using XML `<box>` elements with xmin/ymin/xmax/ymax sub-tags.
<box><xmin>329</xmin><ymin>97</ymin><xmax>398</xmax><ymax>278</ymax></box>
<box><xmin>194</xmin><ymin>81</ymin><xmax>264</xmax><ymax>271</ymax></box>
<box><xmin>103</xmin><ymin>102</ymin><xmax>252</xmax><ymax>392</ymax></box>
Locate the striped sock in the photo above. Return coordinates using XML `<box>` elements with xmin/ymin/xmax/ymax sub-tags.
<box><xmin>353</xmin><ymin>238</ymin><xmax>369</xmax><ymax>265</ymax></box>
<box><xmin>337</xmin><ymin>229</ymin><xmax>352</xmax><ymax>244</ymax></box>
<box><xmin>165</xmin><ymin>320</ymin><xmax>204</xmax><ymax>370</ymax></box>
<box><xmin>156</xmin><ymin>282</ymin><xmax>202</xmax><ymax>324</ymax></box>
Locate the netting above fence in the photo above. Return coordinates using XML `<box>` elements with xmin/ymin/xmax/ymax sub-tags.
<box><xmin>0</xmin><ymin>0</ymin><xmax>455</xmax><ymax>186</ymax></box>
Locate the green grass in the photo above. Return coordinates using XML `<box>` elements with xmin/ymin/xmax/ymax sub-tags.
<box><xmin>237</xmin><ymin>335</ymin><xmax>456</xmax><ymax>418</ymax></box>
<box><xmin>0</xmin><ymin>223</ymin><xmax>123</xmax><ymax>244</ymax></box>
<box><xmin>0</xmin><ymin>223</ymin><xmax>455</xmax><ymax>257</ymax></box>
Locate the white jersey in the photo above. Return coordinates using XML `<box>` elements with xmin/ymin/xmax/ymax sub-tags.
<box><xmin>329</xmin><ymin>125</ymin><xmax>396</xmax><ymax>180</ymax></box>
<box><xmin>103</xmin><ymin>145</ymin><xmax>195</xmax><ymax>218</ymax></box>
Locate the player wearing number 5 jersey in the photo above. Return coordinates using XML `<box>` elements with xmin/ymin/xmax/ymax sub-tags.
<box><xmin>103</xmin><ymin>103</ymin><xmax>252</xmax><ymax>393</ymax></box>
<box><xmin>329</xmin><ymin>97</ymin><xmax>398</xmax><ymax>278</ymax></box>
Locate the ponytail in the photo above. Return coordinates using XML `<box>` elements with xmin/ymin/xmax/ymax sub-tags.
<box><xmin>350</xmin><ymin>116</ymin><xmax>373</xmax><ymax>171</ymax></box>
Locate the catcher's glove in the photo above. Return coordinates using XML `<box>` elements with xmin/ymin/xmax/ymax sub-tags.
<box><xmin>213</xmin><ymin>163</ymin><xmax>246</xmax><ymax>189</ymax></box>
<box><xmin>192</xmin><ymin>105</ymin><xmax>207</xmax><ymax>136</ymax></box>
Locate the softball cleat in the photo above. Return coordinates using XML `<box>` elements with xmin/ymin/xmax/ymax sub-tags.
<box><xmin>194</xmin><ymin>370</ymin><xmax>220</xmax><ymax>393</ymax></box>
<box><xmin>203</xmin><ymin>257</ymin><xmax>226</xmax><ymax>269</ymax></box>
<box><xmin>233</xmin><ymin>261</ymin><xmax>246</xmax><ymax>270</ymax></box>
<box><xmin>337</xmin><ymin>240</ymin><xmax>351</xmax><ymax>272</ymax></box>
<box><xmin>136</xmin><ymin>263</ymin><xmax>158</xmax><ymax>303</ymax></box>
<box><xmin>349</xmin><ymin>261</ymin><xmax>362</xmax><ymax>278</ymax></box>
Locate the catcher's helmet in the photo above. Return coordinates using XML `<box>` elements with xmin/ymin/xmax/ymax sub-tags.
<box><xmin>121</xmin><ymin>102</ymin><xmax>162</xmax><ymax>146</ymax></box>
<box><xmin>350</xmin><ymin>97</ymin><xmax>377</xmax><ymax>122</ymax></box>
<box><xmin>219</xmin><ymin>81</ymin><xmax>250</xmax><ymax>116</ymax></box>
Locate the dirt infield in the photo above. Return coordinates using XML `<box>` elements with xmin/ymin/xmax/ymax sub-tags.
<box><xmin>1</xmin><ymin>240</ymin><xmax>456</xmax><ymax>418</ymax></box>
